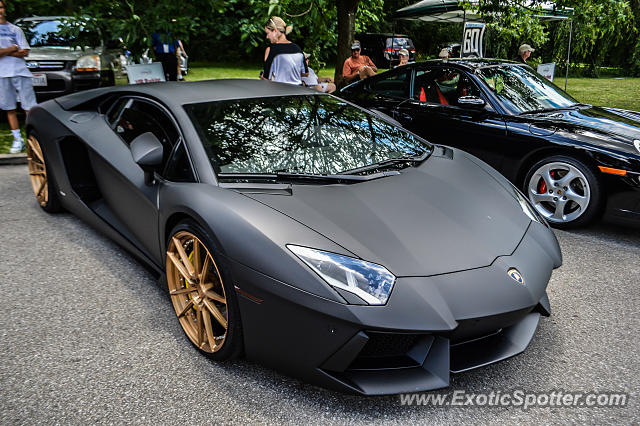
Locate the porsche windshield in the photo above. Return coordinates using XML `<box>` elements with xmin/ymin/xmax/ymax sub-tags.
<box><xmin>186</xmin><ymin>95</ymin><xmax>432</xmax><ymax>175</ymax></box>
<box><xmin>478</xmin><ymin>65</ymin><xmax>578</xmax><ymax>114</ymax></box>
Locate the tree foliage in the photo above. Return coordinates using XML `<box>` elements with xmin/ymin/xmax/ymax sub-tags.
<box><xmin>6</xmin><ymin>0</ymin><xmax>639</xmax><ymax>76</ymax></box>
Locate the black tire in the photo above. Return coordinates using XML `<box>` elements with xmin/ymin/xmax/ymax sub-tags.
<box><xmin>26</xmin><ymin>131</ymin><xmax>63</xmax><ymax>213</ymax></box>
<box><xmin>165</xmin><ymin>219</ymin><xmax>243</xmax><ymax>360</ymax></box>
<box><xmin>523</xmin><ymin>155</ymin><xmax>603</xmax><ymax>228</ymax></box>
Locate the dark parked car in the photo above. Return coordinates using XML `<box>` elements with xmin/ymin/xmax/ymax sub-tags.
<box><xmin>16</xmin><ymin>16</ymin><xmax>122</xmax><ymax>101</ymax></box>
<box><xmin>356</xmin><ymin>33</ymin><xmax>416</xmax><ymax>67</ymax></box>
<box><xmin>341</xmin><ymin>59</ymin><xmax>640</xmax><ymax>228</ymax></box>
<box><xmin>25</xmin><ymin>80</ymin><xmax>560</xmax><ymax>395</ymax></box>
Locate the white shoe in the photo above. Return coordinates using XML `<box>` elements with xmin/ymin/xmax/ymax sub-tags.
<box><xmin>9</xmin><ymin>138</ymin><xmax>25</xmax><ymax>154</ymax></box>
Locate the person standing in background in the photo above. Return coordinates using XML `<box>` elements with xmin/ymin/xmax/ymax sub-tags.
<box><xmin>176</xmin><ymin>39</ymin><xmax>187</xmax><ymax>81</ymax></box>
<box><xmin>152</xmin><ymin>30</ymin><xmax>179</xmax><ymax>81</ymax></box>
<box><xmin>0</xmin><ymin>0</ymin><xmax>37</xmax><ymax>154</ymax></box>
<box><xmin>261</xmin><ymin>16</ymin><xmax>307</xmax><ymax>85</ymax></box>
<box><xmin>515</xmin><ymin>44</ymin><xmax>535</xmax><ymax>63</ymax></box>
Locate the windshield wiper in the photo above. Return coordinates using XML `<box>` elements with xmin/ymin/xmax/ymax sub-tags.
<box><xmin>217</xmin><ymin>171</ymin><xmax>399</xmax><ymax>184</ymax></box>
<box><xmin>519</xmin><ymin>105</ymin><xmax>588</xmax><ymax>115</ymax></box>
<box><xmin>341</xmin><ymin>150</ymin><xmax>431</xmax><ymax>175</ymax></box>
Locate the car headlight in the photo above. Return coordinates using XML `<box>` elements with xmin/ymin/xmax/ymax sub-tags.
<box><xmin>287</xmin><ymin>245</ymin><xmax>396</xmax><ymax>305</ymax></box>
<box><xmin>76</xmin><ymin>55</ymin><xmax>101</xmax><ymax>72</ymax></box>
<box><xmin>513</xmin><ymin>187</ymin><xmax>548</xmax><ymax>227</ymax></box>
<box><xmin>634</xmin><ymin>139</ymin><xmax>640</xmax><ymax>154</ymax></box>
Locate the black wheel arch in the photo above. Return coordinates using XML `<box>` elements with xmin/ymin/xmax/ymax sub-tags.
<box><xmin>515</xmin><ymin>145</ymin><xmax>602</xmax><ymax>190</ymax></box>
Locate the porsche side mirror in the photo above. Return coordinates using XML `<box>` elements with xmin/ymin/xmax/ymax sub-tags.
<box><xmin>131</xmin><ymin>132</ymin><xmax>163</xmax><ymax>185</ymax></box>
<box><xmin>457</xmin><ymin>96</ymin><xmax>486</xmax><ymax>108</ymax></box>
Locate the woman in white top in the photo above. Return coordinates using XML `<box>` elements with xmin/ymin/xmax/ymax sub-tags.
<box><xmin>260</xmin><ymin>16</ymin><xmax>307</xmax><ymax>85</ymax></box>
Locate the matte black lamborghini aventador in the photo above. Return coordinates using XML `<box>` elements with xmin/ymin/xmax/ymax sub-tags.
<box><xmin>25</xmin><ymin>80</ymin><xmax>561</xmax><ymax>395</ymax></box>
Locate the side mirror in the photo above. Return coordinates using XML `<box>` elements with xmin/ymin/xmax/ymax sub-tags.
<box><xmin>131</xmin><ymin>132</ymin><xmax>163</xmax><ymax>185</ymax></box>
<box><xmin>457</xmin><ymin>96</ymin><xmax>486</xmax><ymax>108</ymax></box>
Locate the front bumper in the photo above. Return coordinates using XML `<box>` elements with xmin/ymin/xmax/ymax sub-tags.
<box><xmin>230</xmin><ymin>221</ymin><xmax>560</xmax><ymax>395</ymax></box>
<box><xmin>602</xmin><ymin>171</ymin><xmax>640</xmax><ymax>225</ymax></box>
<box><xmin>32</xmin><ymin>69</ymin><xmax>112</xmax><ymax>101</ymax></box>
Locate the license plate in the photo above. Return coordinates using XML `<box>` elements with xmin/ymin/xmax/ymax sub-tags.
<box><xmin>32</xmin><ymin>73</ymin><xmax>47</xmax><ymax>87</ymax></box>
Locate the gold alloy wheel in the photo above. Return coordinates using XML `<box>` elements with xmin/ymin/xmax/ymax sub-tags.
<box><xmin>26</xmin><ymin>135</ymin><xmax>49</xmax><ymax>206</ymax></box>
<box><xmin>166</xmin><ymin>231</ymin><xmax>228</xmax><ymax>353</ymax></box>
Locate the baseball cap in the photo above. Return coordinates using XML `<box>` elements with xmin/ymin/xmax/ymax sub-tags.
<box><xmin>519</xmin><ymin>44</ymin><xmax>535</xmax><ymax>55</ymax></box>
<box><xmin>351</xmin><ymin>41</ymin><xmax>361</xmax><ymax>50</ymax></box>
<box><xmin>398</xmin><ymin>48</ymin><xmax>409</xmax><ymax>56</ymax></box>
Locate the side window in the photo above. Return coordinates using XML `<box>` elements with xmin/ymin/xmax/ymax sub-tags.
<box><xmin>114</xmin><ymin>99</ymin><xmax>180</xmax><ymax>166</ymax></box>
<box><xmin>163</xmin><ymin>142</ymin><xmax>196</xmax><ymax>182</ymax></box>
<box><xmin>413</xmin><ymin>68</ymin><xmax>481</xmax><ymax>106</ymax></box>
<box><xmin>365</xmin><ymin>70</ymin><xmax>411</xmax><ymax>99</ymax></box>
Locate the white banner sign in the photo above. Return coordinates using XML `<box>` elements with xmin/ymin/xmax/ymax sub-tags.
<box><xmin>462</xmin><ymin>22</ymin><xmax>486</xmax><ymax>58</ymax></box>
<box><xmin>537</xmin><ymin>63</ymin><xmax>556</xmax><ymax>82</ymax></box>
<box><xmin>127</xmin><ymin>63</ymin><xmax>166</xmax><ymax>85</ymax></box>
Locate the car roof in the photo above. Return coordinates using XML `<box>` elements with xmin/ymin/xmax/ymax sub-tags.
<box><xmin>416</xmin><ymin>58</ymin><xmax>522</xmax><ymax>69</ymax></box>
<box><xmin>358</xmin><ymin>33</ymin><xmax>411</xmax><ymax>38</ymax></box>
<box><xmin>56</xmin><ymin>79</ymin><xmax>323</xmax><ymax>110</ymax></box>
<box><xmin>15</xmin><ymin>16</ymin><xmax>71</xmax><ymax>22</ymax></box>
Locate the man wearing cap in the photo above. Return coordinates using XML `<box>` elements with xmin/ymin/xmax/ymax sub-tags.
<box><xmin>395</xmin><ymin>48</ymin><xmax>413</xmax><ymax>67</ymax></box>
<box><xmin>342</xmin><ymin>41</ymin><xmax>377</xmax><ymax>83</ymax></box>
<box><xmin>515</xmin><ymin>44</ymin><xmax>535</xmax><ymax>63</ymax></box>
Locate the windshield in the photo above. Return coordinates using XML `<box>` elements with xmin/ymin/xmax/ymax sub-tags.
<box><xmin>186</xmin><ymin>95</ymin><xmax>432</xmax><ymax>176</ymax></box>
<box><xmin>18</xmin><ymin>19</ymin><xmax>100</xmax><ymax>48</ymax></box>
<box><xmin>386</xmin><ymin>38</ymin><xmax>414</xmax><ymax>49</ymax></box>
<box><xmin>478</xmin><ymin>65</ymin><xmax>578</xmax><ymax>114</ymax></box>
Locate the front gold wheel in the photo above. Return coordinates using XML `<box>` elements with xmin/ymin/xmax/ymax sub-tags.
<box><xmin>166</xmin><ymin>231</ymin><xmax>229</xmax><ymax>353</ymax></box>
<box><xmin>26</xmin><ymin>135</ymin><xmax>49</xmax><ymax>207</ymax></box>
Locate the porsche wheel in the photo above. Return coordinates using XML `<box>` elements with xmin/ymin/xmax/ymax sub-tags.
<box><xmin>524</xmin><ymin>155</ymin><xmax>602</xmax><ymax>228</ymax></box>
<box><xmin>166</xmin><ymin>221</ymin><xmax>243</xmax><ymax>359</ymax></box>
<box><xmin>26</xmin><ymin>133</ymin><xmax>62</xmax><ymax>213</ymax></box>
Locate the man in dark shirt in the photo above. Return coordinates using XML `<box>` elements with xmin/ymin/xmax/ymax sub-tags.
<box><xmin>152</xmin><ymin>31</ymin><xmax>178</xmax><ymax>81</ymax></box>
<box><xmin>515</xmin><ymin>44</ymin><xmax>535</xmax><ymax>63</ymax></box>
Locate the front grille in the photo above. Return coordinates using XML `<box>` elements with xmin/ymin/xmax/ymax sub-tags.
<box><xmin>31</xmin><ymin>61</ymin><xmax>66</xmax><ymax>71</ymax></box>
<box><xmin>348</xmin><ymin>332</ymin><xmax>427</xmax><ymax>370</ymax></box>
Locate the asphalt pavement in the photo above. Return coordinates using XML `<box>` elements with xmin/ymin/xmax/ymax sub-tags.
<box><xmin>1</xmin><ymin>164</ymin><xmax>638</xmax><ymax>424</ymax></box>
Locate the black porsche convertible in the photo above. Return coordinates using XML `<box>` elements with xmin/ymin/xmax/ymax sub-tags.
<box><xmin>341</xmin><ymin>59</ymin><xmax>640</xmax><ymax>228</ymax></box>
<box><xmin>25</xmin><ymin>80</ymin><xmax>561</xmax><ymax>395</ymax></box>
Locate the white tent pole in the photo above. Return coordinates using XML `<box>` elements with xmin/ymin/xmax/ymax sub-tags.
<box><xmin>460</xmin><ymin>9</ymin><xmax>466</xmax><ymax>58</ymax></box>
<box><xmin>565</xmin><ymin>19</ymin><xmax>573</xmax><ymax>91</ymax></box>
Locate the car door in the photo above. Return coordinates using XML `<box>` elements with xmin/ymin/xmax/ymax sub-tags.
<box><xmin>393</xmin><ymin>66</ymin><xmax>509</xmax><ymax>171</ymax></box>
<box><xmin>93</xmin><ymin>96</ymin><xmax>182</xmax><ymax>263</ymax></box>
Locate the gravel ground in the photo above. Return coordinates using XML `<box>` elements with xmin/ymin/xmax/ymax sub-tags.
<box><xmin>1</xmin><ymin>164</ymin><xmax>638</xmax><ymax>424</ymax></box>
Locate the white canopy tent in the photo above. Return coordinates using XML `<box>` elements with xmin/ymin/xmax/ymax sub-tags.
<box><xmin>393</xmin><ymin>0</ymin><xmax>575</xmax><ymax>89</ymax></box>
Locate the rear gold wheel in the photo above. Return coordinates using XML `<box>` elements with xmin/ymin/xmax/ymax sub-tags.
<box><xmin>166</xmin><ymin>229</ymin><xmax>233</xmax><ymax>354</ymax></box>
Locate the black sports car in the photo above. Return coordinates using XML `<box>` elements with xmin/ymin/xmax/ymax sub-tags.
<box><xmin>341</xmin><ymin>59</ymin><xmax>640</xmax><ymax>228</ymax></box>
<box><xmin>25</xmin><ymin>80</ymin><xmax>561</xmax><ymax>395</ymax></box>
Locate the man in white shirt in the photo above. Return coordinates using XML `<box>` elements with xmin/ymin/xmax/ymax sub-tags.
<box><xmin>0</xmin><ymin>0</ymin><xmax>37</xmax><ymax>153</ymax></box>
<box><xmin>301</xmin><ymin>53</ymin><xmax>336</xmax><ymax>94</ymax></box>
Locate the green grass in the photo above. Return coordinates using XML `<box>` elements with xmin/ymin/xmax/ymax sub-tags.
<box><xmin>563</xmin><ymin>78</ymin><xmax>640</xmax><ymax>111</ymax></box>
<box><xmin>0</xmin><ymin>121</ymin><xmax>25</xmax><ymax>154</ymax></box>
<box><xmin>2</xmin><ymin>67</ymin><xmax>639</xmax><ymax>154</ymax></box>
<box><xmin>186</xmin><ymin>61</ymin><xmax>337</xmax><ymax>80</ymax></box>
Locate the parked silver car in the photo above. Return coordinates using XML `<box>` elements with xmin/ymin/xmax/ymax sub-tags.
<box><xmin>16</xmin><ymin>16</ymin><xmax>123</xmax><ymax>101</ymax></box>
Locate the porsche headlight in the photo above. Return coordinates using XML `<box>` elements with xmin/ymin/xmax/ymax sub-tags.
<box><xmin>287</xmin><ymin>245</ymin><xmax>396</xmax><ymax>305</ymax></box>
<box><xmin>76</xmin><ymin>55</ymin><xmax>100</xmax><ymax>72</ymax></box>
